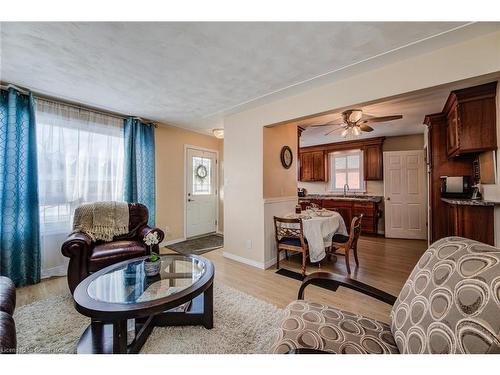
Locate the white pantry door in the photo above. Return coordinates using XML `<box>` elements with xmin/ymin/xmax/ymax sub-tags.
<box><xmin>186</xmin><ymin>147</ymin><xmax>218</xmax><ymax>238</ymax></box>
<box><xmin>384</xmin><ymin>150</ymin><xmax>427</xmax><ymax>239</ymax></box>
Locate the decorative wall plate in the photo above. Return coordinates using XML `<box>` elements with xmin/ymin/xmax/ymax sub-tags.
<box><xmin>280</xmin><ymin>146</ymin><xmax>293</xmax><ymax>169</ymax></box>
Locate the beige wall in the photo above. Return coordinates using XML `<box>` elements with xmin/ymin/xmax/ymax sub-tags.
<box><xmin>155</xmin><ymin>124</ymin><xmax>223</xmax><ymax>243</ymax></box>
<box><xmin>383</xmin><ymin>134</ymin><xmax>424</xmax><ymax>151</ymax></box>
<box><xmin>224</xmin><ymin>31</ymin><xmax>500</xmax><ymax>266</ymax></box>
<box><xmin>263</xmin><ymin>123</ymin><xmax>298</xmax><ymax>198</ymax></box>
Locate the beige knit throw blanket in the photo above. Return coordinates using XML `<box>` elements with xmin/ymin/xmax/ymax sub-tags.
<box><xmin>72</xmin><ymin>201</ymin><xmax>129</xmax><ymax>242</ymax></box>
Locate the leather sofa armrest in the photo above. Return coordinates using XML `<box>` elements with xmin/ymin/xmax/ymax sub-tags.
<box><xmin>137</xmin><ymin>225</ymin><xmax>165</xmax><ymax>254</ymax></box>
<box><xmin>0</xmin><ymin>277</ymin><xmax>16</xmax><ymax>315</ymax></box>
<box><xmin>61</xmin><ymin>232</ymin><xmax>93</xmax><ymax>294</ymax></box>
<box><xmin>61</xmin><ymin>232</ymin><xmax>92</xmax><ymax>258</ymax></box>
<box><xmin>0</xmin><ymin>311</ymin><xmax>16</xmax><ymax>354</ymax></box>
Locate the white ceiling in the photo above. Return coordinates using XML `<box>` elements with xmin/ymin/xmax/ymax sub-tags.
<box><xmin>1</xmin><ymin>22</ymin><xmax>498</xmax><ymax>132</ymax></box>
<box><xmin>299</xmin><ymin>73</ymin><xmax>500</xmax><ymax>147</ymax></box>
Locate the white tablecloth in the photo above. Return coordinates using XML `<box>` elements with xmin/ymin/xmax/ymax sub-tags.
<box><xmin>285</xmin><ymin>210</ymin><xmax>348</xmax><ymax>263</ymax></box>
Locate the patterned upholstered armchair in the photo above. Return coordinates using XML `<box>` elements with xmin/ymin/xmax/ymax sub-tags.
<box><xmin>272</xmin><ymin>237</ymin><xmax>500</xmax><ymax>354</ymax></box>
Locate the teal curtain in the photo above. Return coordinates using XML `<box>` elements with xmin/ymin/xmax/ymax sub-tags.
<box><xmin>124</xmin><ymin>117</ymin><xmax>156</xmax><ymax>225</ymax></box>
<box><xmin>0</xmin><ymin>88</ymin><xmax>41</xmax><ymax>286</ymax></box>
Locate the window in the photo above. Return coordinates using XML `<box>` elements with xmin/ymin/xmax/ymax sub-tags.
<box><xmin>329</xmin><ymin>150</ymin><xmax>365</xmax><ymax>192</ymax></box>
<box><xmin>35</xmin><ymin>99</ymin><xmax>125</xmax><ymax>277</ymax></box>
<box><xmin>192</xmin><ymin>156</ymin><xmax>212</xmax><ymax>195</ymax></box>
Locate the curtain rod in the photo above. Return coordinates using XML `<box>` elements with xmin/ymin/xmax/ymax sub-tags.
<box><xmin>0</xmin><ymin>82</ymin><xmax>158</xmax><ymax>128</ymax></box>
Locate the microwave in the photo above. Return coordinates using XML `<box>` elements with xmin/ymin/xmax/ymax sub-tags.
<box><xmin>440</xmin><ymin>176</ymin><xmax>472</xmax><ymax>198</ymax></box>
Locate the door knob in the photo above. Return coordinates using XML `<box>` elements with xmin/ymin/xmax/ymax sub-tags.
<box><xmin>386</xmin><ymin>197</ymin><xmax>391</xmax><ymax>201</ymax></box>
<box><xmin>188</xmin><ymin>198</ymin><xmax>194</xmax><ymax>202</ymax></box>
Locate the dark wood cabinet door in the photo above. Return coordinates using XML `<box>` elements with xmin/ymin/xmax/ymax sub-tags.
<box><xmin>445</xmin><ymin>204</ymin><xmax>494</xmax><ymax>246</ymax></box>
<box><xmin>299</xmin><ymin>152</ymin><xmax>314</xmax><ymax>181</ymax></box>
<box><xmin>458</xmin><ymin>98</ymin><xmax>497</xmax><ymax>154</ymax></box>
<box><xmin>363</xmin><ymin>145</ymin><xmax>383</xmax><ymax>180</ymax></box>
<box><xmin>445</xmin><ymin>82</ymin><xmax>497</xmax><ymax>157</ymax></box>
<box><xmin>312</xmin><ymin>151</ymin><xmax>326</xmax><ymax>181</ymax></box>
<box><xmin>446</xmin><ymin>104</ymin><xmax>460</xmax><ymax>157</ymax></box>
<box><xmin>336</xmin><ymin>207</ymin><xmax>352</xmax><ymax>230</ymax></box>
<box><xmin>299</xmin><ymin>151</ymin><xmax>326</xmax><ymax>182</ymax></box>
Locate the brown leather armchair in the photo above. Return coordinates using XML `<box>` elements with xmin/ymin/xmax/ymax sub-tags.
<box><xmin>62</xmin><ymin>203</ymin><xmax>164</xmax><ymax>293</ymax></box>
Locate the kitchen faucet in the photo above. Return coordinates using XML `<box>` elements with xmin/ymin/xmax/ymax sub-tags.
<box><xmin>343</xmin><ymin>183</ymin><xmax>350</xmax><ymax>197</ymax></box>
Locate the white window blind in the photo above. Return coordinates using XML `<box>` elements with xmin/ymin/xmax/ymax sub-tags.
<box><xmin>330</xmin><ymin>150</ymin><xmax>365</xmax><ymax>192</ymax></box>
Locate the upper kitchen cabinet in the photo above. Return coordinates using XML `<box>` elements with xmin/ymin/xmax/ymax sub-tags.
<box><xmin>363</xmin><ymin>143</ymin><xmax>383</xmax><ymax>180</ymax></box>
<box><xmin>299</xmin><ymin>150</ymin><xmax>327</xmax><ymax>182</ymax></box>
<box><xmin>444</xmin><ymin>82</ymin><xmax>497</xmax><ymax>158</ymax></box>
<box><xmin>299</xmin><ymin>137</ymin><xmax>385</xmax><ymax>182</ymax></box>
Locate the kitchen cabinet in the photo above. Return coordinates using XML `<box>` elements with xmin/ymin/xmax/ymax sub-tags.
<box><xmin>322</xmin><ymin>200</ymin><xmax>353</xmax><ymax>228</ymax></box>
<box><xmin>299</xmin><ymin>137</ymin><xmax>384</xmax><ymax>182</ymax></box>
<box><xmin>299</xmin><ymin>151</ymin><xmax>327</xmax><ymax>182</ymax></box>
<box><xmin>298</xmin><ymin>198</ymin><xmax>381</xmax><ymax>234</ymax></box>
<box><xmin>363</xmin><ymin>144</ymin><xmax>383</xmax><ymax>180</ymax></box>
<box><xmin>443</xmin><ymin>201</ymin><xmax>494</xmax><ymax>246</ymax></box>
<box><xmin>444</xmin><ymin>82</ymin><xmax>497</xmax><ymax>158</ymax></box>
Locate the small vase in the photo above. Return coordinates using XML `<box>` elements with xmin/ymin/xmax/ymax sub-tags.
<box><xmin>144</xmin><ymin>259</ymin><xmax>161</xmax><ymax>276</ymax></box>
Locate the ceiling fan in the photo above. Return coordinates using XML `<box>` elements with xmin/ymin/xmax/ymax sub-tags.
<box><xmin>308</xmin><ymin>109</ymin><xmax>403</xmax><ymax>137</ymax></box>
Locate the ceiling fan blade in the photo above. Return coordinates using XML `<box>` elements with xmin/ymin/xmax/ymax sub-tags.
<box><xmin>361</xmin><ymin>115</ymin><xmax>402</xmax><ymax>124</ymax></box>
<box><xmin>324</xmin><ymin>127</ymin><xmax>346</xmax><ymax>136</ymax></box>
<box><xmin>359</xmin><ymin>124</ymin><xmax>374</xmax><ymax>132</ymax></box>
<box><xmin>308</xmin><ymin>121</ymin><xmax>344</xmax><ymax>128</ymax></box>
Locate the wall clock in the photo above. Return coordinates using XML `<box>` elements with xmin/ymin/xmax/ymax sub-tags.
<box><xmin>280</xmin><ymin>146</ymin><xmax>293</xmax><ymax>169</ymax></box>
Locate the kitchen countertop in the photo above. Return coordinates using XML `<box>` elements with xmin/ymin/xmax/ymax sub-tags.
<box><xmin>299</xmin><ymin>194</ymin><xmax>383</xmax><ymax>203</ymax></box>
<box><xmin>441</xmin><ymin>198</ymin><xmax>500</xmax><ymax>207</ymax></box>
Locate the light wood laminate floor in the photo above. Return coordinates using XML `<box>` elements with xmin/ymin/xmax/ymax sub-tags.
<box><xmin>16</xmin><ymin>236</ymin><xmax>427</xmax><ymax>323</ymax></box>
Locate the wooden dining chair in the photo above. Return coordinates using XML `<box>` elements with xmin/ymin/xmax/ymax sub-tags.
<box><xmin>273</xmin><ymin>216</ymin><xmax>308</xmax><ymax>276</ymax></box>
<box><xmin>330</xmin><ymin>214</ymin><xmax>363</xmax><ymax>274</ymax></box>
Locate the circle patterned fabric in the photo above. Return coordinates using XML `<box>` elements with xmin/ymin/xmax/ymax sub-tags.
<box><xmin>390</xmin><ymin>237</ymin><xmax>500</xmax><ymax>354</ymax></box>
<box><xmin>272</xmin><ymin>300</ymin><xmax>399</xmax><ymax>354</ymax></box>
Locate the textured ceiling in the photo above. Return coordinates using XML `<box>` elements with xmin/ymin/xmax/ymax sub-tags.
<box><xmin>0</xmin><ymin>22</ymin><xmax>497</xmax><ymax>131</ymax></box>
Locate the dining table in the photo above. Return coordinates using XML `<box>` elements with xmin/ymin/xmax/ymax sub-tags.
<box><xmin>284</xmin><ymin>209</ymin><xmax>348</xmax><ymax>263</ymax></box>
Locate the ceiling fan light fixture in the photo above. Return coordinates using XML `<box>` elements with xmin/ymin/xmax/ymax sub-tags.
<box><xmin>348</xmin><ymin>109</ymin><xmax>363</xmax><ymax>123</ymax></box>
<box><xmin>353</xmin><ymin>127</ymin><xmax>361</xmax><ymax>136</ymax></box>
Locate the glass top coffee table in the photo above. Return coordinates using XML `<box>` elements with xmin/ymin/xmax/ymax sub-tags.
<box><xmin>73</xmin><ymin>254</ymin><xmax>215</xmax><ymax>354</ymax></box>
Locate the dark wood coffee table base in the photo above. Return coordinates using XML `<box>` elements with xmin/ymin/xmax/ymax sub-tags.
<box><xmin>77</xmin><ymin>285</ymin><xmax>213</xmax><ymax>354</ymax></box>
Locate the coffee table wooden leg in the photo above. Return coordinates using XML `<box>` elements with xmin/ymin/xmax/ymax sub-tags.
<box><xmin>113</xmin><ymin>320</ymin><xmax>128</xmax><ymax>354</ymax></box>
<box><xmin>203</xmin><ymin>283</ymin><xmax>214</xmax><ymax>329</ymax></box>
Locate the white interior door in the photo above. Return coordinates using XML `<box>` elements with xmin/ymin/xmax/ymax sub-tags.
<box><xmin>384</xmin><ymin>150</ymin><xmax>427</xmax><ymax>239</ymax></box>
<box><xmin>186</xmin><ymin>147</ymin><xmax>218</xmax><ymax>238</ymax></box>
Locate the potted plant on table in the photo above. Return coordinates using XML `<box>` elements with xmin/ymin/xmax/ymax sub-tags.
<box><xmin>143</xmin><ymin>231</ymin><xmax>161</xmax><ymax>276</ymax></box>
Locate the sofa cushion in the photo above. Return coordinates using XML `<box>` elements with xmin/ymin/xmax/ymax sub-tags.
<box><xmin>89</xmin><ymin>240</ymin><xmax>146</xmax><ymax>272</ymax></box>
<box><xmin>0</xmin><ymin>276</ymin><xmax>16</xmax><ymax>315</ymax></box>
<box><xmin>272</xmin><ymin>300</ymin><xmax>399</xmax><ymax>354</ymax></box>
<box><xmin>390</xmin><ymin>237</ymin><xmax>500</xmax><ymax>354</ymax></box>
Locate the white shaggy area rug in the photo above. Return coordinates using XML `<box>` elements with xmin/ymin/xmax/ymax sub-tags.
<box><xmin>14</xmin><ymin>283</ymin><xmax>284</xmax><ymax>354</ymax></box>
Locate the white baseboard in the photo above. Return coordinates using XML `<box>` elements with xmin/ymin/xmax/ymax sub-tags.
<box><xmin>222</xmin><ymin>252</ymin><xmax>265</xmax><ymax>269</ymax></box>
<box><xmin>264</xmin><ymin>252</ymin><xmax>287</xmax><ymax>269</ymax></box>
<box><xmin>161</xmin><ymin>237</ymin><xmax>186</xmax><ymax>247</ymax></box>
<box><xmin>41</xmin><ymin>264</ymin><xmax>67</xmax><ymax>279</ymax></box>
<box><xmin>222</xmin><ymin>251</ymin><xmax>287</xmax><ymax>270</ymax></box>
